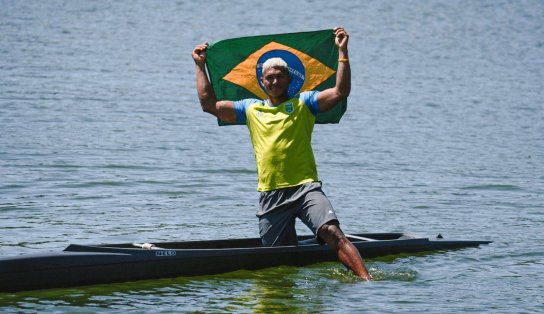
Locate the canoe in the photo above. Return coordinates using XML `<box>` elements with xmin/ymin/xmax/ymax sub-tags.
<box><xmin>0</xmin><ymin>233</ymin><xmax>491</xmax><ymax>292</ymax></box>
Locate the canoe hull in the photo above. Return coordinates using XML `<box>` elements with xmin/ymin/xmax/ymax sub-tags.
<box><xmin>0</xmin><ymin>233</ymin><xmax>491</xmax><ymax>292</ymax></box>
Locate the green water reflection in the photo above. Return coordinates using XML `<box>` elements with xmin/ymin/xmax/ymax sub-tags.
<box><xmin>0</xmin><ymin>260</ymin><xmax>420</xmax><ymax>313</ymax></box>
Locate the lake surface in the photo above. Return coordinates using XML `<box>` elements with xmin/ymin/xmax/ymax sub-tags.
<box><xmin>1</xmin><ymin>0</ymin><xmax>543</xmax><ymax>312</ymax></box>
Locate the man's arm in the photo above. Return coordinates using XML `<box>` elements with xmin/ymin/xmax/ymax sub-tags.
<box><xmin>193</xmin><ymin>42</ymin><xmax>237</xmax><ymax>123</ymax></box>
<box><xmin>316</xmin><ymin>27</ymin><xmax>351</xmax><ymax>112</ymax></box>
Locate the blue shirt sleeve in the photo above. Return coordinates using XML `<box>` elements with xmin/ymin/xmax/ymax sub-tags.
<box><xmin>299</xmin><ymin>91</ymin><xmax>320</xmax><ymax>115</ymax></box>
<box><xmin>234</xmin><ymin>98</ymin><xmax>260</xmax><ymax>124</ymax></box>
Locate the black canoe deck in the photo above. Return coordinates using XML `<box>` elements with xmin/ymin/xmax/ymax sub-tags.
<box><xmin>65</xmin><ymin>232</ymin><xmax>409</xmax><ymax>251</ymax></box>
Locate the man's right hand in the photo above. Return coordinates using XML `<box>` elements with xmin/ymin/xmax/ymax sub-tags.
<box><xmin>192</xmin><ymin>42</ymin><xmax>209</xmax><ymax>65</ymax></box>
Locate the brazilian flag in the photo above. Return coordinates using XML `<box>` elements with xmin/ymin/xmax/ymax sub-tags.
<box><xmin>206</xmin><ymin>29</ymin><xmax>347</xmax><ymax>126</ymax></box>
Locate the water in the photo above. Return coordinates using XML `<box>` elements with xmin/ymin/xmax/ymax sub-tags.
<box><xmin>1</xmin><ymin>0</ymin><xmax>543</xmax><ymax>312</ymax></box>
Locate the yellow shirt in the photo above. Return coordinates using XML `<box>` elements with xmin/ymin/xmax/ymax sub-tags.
<box><xmin>234</xmin><ymin>91</ymin><xmax>320</xmax><ymax>191</ymax></box>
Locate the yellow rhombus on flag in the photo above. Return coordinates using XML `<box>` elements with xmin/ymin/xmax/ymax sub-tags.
<box><xmin>205</xmin><ymin>29</ymin><xmax>347</xmax><ymax>125</ymax></box>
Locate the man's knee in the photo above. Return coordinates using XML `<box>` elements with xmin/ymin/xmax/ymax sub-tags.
<box><xmin>318</xmin><ymin>222</ymin><xmax>347</xmax><ymax>248</ymax></box>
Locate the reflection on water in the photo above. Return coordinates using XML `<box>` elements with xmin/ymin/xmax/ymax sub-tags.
<box><xmin>0</xmin><ymin>260</ymin><xmax>425</xmax><ymax>312</ymax></box>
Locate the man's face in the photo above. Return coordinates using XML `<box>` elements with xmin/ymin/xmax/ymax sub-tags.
<box><xmin>261</xmin><ymin>67</ymin><xmax>292</xmax><ymax>98</ymax></box>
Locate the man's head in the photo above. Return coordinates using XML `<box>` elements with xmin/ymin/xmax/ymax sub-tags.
<box><xmin>261</xmin><ymin>58</ymin><xmax>292</xmax><ymax>99</ymax></box>
<box><xmin>262</xmin><ymin>57</ymin><xmax>289</xmax><ymax>75</ymax></box>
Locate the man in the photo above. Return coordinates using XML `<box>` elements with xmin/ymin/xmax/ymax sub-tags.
<box><xmin>192</xmin><ymin>27</ymin><xmax>371</xmax><ymax>280</ymax></box>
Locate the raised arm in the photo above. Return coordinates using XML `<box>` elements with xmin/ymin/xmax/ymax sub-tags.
<box><xmin>192</xmin><ymin>42</ymin><xmax>237</xmax><ymax>123</ymax></box>
<box><xmin>316</xmin><ymin>27</ymin><xmax>351</xmax><ymax>112</ymax></box>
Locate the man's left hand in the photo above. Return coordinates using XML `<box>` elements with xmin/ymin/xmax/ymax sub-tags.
<box><xmin>334</xmin><ymin>27</ymin><xmax>349</xmax><ymax>49</ymax></box>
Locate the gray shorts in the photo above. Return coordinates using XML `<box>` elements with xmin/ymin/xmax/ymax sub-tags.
<box><xmin>257</xmin><ymin>181</ymin><xmax>339</xmax><ymax>246</ymax></box>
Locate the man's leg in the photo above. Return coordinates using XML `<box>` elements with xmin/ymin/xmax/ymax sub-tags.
<box><xmin>318</xmin><ymin>222</ymin><xmax>372</xmax><ymax>281</ymax></box>
<box><xmin>258</xmin><ymin>207</ymin><xmax>298</xmax><ymax>247</ymax></box>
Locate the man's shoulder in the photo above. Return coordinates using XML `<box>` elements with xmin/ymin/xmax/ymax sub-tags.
<box><xmin>296</xmin><ymin>90</ymin><xmax>319</xmax><ymax>101</ymax></box>
<box><xmin>235</xmin><ymin>98</ymin><xmax>265</xmax><ymax>108</ymax></box>
<box><xmin>296</xmin><ymin>91</ymin><xmax>320</xmax><ymax>114</ymax></box>
<box><xmin>298</xmin><ymin>90</ymin><xmax>318</xmax><ymax>96</ymax></box>
<box><xmin>233</xmin><ymin>98</ymin><xmax>265</xmax><ymax>123</ymax></box>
